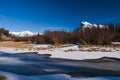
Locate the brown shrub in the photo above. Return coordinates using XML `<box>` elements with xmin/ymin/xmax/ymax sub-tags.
<box><xmin>0</xmin><ymin>75</ymin><xmax>7</xmax><ymax>80</ymax></box>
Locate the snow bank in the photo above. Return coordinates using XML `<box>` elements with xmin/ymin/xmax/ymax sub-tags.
<box><xmin>45</xmin><ymin>50</ymin><xmax>120</xmax><ymax>60</ymax></box>
<box><xmin>0</xmin><ymin>45</ymin><xmax>120</xmax><ymax>60</ymax></box>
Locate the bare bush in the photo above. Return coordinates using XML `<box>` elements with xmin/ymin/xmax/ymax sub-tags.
<box><xmin>0</xmin><ymin>75</ymin><xmax>7</xmax><ymax>80</ymax></box>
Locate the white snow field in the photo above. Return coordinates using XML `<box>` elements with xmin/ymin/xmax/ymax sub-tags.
<box><xmin>0</xmin><ymin>44</ymin><xmax>120</xmax><ymax>60</ymax></box>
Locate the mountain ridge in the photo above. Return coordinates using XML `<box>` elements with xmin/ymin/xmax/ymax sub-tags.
<box><xmin>10</xmin><ymin>30</ymin><xmax>38</xmax><ymax>37</ymax></box>
<box><xmin>10</xmin><ymin>21</ymin><xmax>105</xmax><ymax>37</ymax></box>
<box><xmin>81</xmin><ymin>21</ymin><xmax>105</xmax><ymax>28</ymax></box>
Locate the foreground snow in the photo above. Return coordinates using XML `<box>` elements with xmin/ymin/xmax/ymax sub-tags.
<box><xmin>0</xmin><ymin>45</ymin><xmax>120</xmax><ymax>60</ymax></box>
<box><xmin>0</xmin><ymin>45</ymin><xmax>120</xmax><ymax>80</ymax></box>
<box><xmin>0</xmin><ymin>71</ymin><xmax>70</xmax><ymax>80</ymax></box>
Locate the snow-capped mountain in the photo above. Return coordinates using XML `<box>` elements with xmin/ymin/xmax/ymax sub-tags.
<box><xmin>81</xmin><ymin>21</ymin><xmax>105</xmax><ymax>28</ymax></box>
<box><xmin>10</xmin><ymin>30</ymin><xmax>38</xmax><ymax>37</ymax></box>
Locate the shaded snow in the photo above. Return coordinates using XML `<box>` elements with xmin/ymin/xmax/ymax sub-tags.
<box><xmin>0</xmin><ymin>57</ymin><xmax>24</xmax><ymax>64</ymax></box>
<box><xmin>0</xmin><ymin>71</ymin><xmax>71</xmax><ymax>80</ymax></box>
<box><xmin>0</xmin><ymin>71</ymin><xmax>120</xmax><ymax>80</ymax></box>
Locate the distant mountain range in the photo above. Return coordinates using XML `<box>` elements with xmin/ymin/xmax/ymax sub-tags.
<box><xmin>81</xmin><ymin>21</ymin><xmax>105</xmax><ymax>28</ymax></box>
<box><xmin>9</xmin><ymin>31</ymin><xmax>38</xmax><ymax>37</ymax></box>
<box><xmin>9</xmin><ymin>21</ymin><xmax>105</xmax><ymax>37</ymax></box>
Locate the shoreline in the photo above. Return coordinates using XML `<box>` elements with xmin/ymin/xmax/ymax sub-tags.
<box><xmin>0</xmin><ymin>46</ymin><xmax>120</xmax><ymax>60</ymax></box>
<box><xmin>0</xmin><ymin>41</ymin><xmax>120</xmax><ymax>60</ymax></box>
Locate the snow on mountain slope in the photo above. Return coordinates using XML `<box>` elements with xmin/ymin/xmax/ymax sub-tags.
<box><xmin>81</xmin><ymin>21</ymin><xmax>105</xmax><ymax>28</ymax></box>
<box><xmin>9</xmin><ymin>21</ymin><xmax>104</xmax><ymax>37</ymax></box>
<box><xmin>81</xmin><ymin>21</ymin><xmax>93</xmax><ymax>28</ymax></box>
<box><xmin>10</xmin><ymin>31</ymin><xmax>38</xmax><ymax>37</ymax></box>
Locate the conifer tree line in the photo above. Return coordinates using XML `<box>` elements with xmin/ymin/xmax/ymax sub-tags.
<box><xmin>14</xmin><ymin>23</ymin><xmax>120</xmax><ymax>45</ymax></box>
<box><xmin>1</xmin><ymin>23</ymin><xmax>120</xmax><ymax>45</ymax></box>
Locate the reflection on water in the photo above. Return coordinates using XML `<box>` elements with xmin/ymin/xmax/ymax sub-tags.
<box><xmin>0</xmin><ymin>52</ymin><xmax>120</xmax><ymax>78</ymax></box>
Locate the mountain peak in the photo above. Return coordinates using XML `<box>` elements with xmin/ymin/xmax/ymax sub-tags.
<box><xmin>10</xmin><ymin>30</ymin><xmax>38</xmax><ymax>37</ymax></box>
<box><xmin>81</xmin><ymin>21</ymin><xmax>92</xmax><ymax>25</ymax></box>
<box><xmin>81</xmin><ymin>21</ymin><xmax>92</xmax><ymax>28</ymax></box>
<box><xmin>81</xmin><ymin>21</ymin><xmax>105</xmax><ymax>28</ymax></box>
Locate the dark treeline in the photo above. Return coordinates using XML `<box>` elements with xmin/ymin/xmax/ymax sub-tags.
<box><xmin>14</xmin><ymin>23</ymin><xmax>120</xmax><ymax>45</ymax></box>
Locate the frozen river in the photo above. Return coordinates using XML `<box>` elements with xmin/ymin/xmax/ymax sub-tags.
<box><xmin>0</xmin><ymin>52</ymin><xmax>120</xmax><ymax>80</ymax></box>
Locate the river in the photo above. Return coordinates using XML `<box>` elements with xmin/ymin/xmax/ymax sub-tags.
<box><xmin>0</xmin><ymin>52</ymin><xmax>120</xmax><ymax>80</ymax></box>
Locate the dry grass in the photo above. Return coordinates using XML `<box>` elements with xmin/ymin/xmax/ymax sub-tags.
<box><xmin>64</xmin><ymin>49</ymin><xmax>77</xmax><ymax>52</ymax></box>
<box><xmin>0</xmin><ymin>41</ymin><xmax>33</xmax><ymax>50</ymax></box>
<box><xmin>53</xmin><ymin>44</ymin><xmax>65</xmax><ymax>48</ymax></box>
<box><xmin>0</xmin><ymin>41</ymin><xmax>64</xmax><ymax>51</ymax></box>
<box><xmin>0</xmin><ymin>75</ymin><xmax>7</xmax><ymax>80</ymax></box>
<box><xmin>0</xmin><ymin>41</ymin><xmax>120</xmax><ymax>52</ymax></box>
<box><xmin>79</xmin><ymin>45</ymin><xmax>120</xmax><ymax>52</ymax></box>
<box><xmin>0</xmin><ymin>41</ymin><xmax>39</xmax><ymax>51</ymax></box>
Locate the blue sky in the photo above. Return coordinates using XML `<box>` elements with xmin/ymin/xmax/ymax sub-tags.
<box><xmin>0</xmin><ymin>0</ymin><xmax>120</xmax><ymax>33</ymax></box>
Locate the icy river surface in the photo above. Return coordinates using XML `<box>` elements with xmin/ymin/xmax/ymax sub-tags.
<box><xmin>0</xmin><ymin>52</ymin><xmax>120</xmax><ymax>80</ymax></box>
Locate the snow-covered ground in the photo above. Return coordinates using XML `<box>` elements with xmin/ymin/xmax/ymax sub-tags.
<box><xmin>0</xmin><ymin>44</ymin><xmax>120</xmax><ymax>80</ymax></box>
<box><xmin>0</xmin><ymin>44</ymin><xmax>120</xmax><ymax>60</ymax></box>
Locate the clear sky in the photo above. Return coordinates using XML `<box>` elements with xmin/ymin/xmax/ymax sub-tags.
<box><xmin>0</xmin><ymin>0</ymin><xmax>120</xmax><ymax>33</ymax></box>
